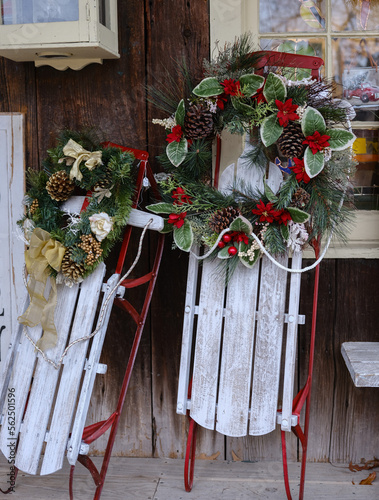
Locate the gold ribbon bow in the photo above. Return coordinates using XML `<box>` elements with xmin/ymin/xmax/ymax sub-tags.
<box><xmin>62</xmin><ymin>139</ymin><xmax>102</xmax><ymax>182</ymax></box>
<box><xmin>18</xmin><ymin>228</ymin><xmax>66</xmax><ymax>352</ymax></box>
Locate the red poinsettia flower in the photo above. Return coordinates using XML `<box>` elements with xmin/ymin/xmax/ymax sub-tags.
<box><xmin>168</xmin><ymin>212</ymin><xmax>187</xmax><ymax>229</ymax></box>
<box><xmin>274</xmin><ymin>209</ymin><xmax>292</xmax><ymax>226</ymax></box>
<box><xmin>216</xmin><ymin>94</ymin><xmax>228</xmax><ymax>109</ymax></box>
<box><xmin>221</xmin><ymin>78</ymin><xmax>243</xmax><ymax>97</ymax></box>
<box><xmin>275</xmin><ymin>98</ymin><xmax>299</xmax><ymax>127</ymax></box>
<box><xmin>252</xmin><ymin>85</ymin><xmax>266</xmax><ymax>104</ymax></box>
<box><xmin>252</xmin><ymin>200</ymin><xmax>278</xmax><ymax>223</ymax></box>
<box><xmin>172</xmin><ymin>187</ymin><xmax>192</xmax><ymax>206</ymax></box>
<box><xmin>290</xmin><ymin>158</ymin><xmax>311</xmax><ymax>184</ymax></box>
<box><xmin>166</xmin><ymin>125</ymin><xmax>183</xmax><ymax>143</ymax></box>
<box><xmin>302</xmin><ymin>131</ymin><xmax>330</xmax><ymax>154</ymax></box>
<box><xmin>228</xmin><ymin>231</ymin><xmax>249</xmax><ymax>245</ymax></box>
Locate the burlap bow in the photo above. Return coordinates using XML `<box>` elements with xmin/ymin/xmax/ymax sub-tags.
<box><xmin>62</xmin><ymin>139</ymin><xmax>102</xmax><ymax>182</ymax></box>
<box><xmin>18</xmin><ymin>228</ymin><xmax>66</xmax><ymax>352</ymax></box>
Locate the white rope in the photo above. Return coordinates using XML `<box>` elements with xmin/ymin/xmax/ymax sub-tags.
<box><xmin>22</xmin><ymin>219</ymin><xmax>153</xmax><ymax>370</ymax></box>
<box><xmin>190</xmin><ymin>188</ymin><xmax>346</xmax><ymax>274</ymax></box>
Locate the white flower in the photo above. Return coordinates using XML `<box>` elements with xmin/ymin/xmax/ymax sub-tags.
<box><xmin>89</xmin><ymin>212</ymin><xmax>114</xmax><ymax>242</ymax></box>
<box><xmin>152</xmin><ymin>116</ymin><xmax>176</xmax><ymax>129</ymax></box>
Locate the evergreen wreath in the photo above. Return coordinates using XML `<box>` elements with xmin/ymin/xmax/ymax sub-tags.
<box><xmin>19</xmin><ymin>130</ymin><xmax>136</xmax><ymax>286</ymax></box>
<box><xmin>148</xmin><ymin>35</ymin><xmax>357</xmax><ymax>273</ymax></box>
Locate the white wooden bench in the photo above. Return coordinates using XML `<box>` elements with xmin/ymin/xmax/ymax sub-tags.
<box><xmin>341</xmin><ymin>342</ymin><xmax>379</xmax><ymax>388</ymax></box>
<box><xmin>0</xmin><ymin>148</ymin><xmax>165</xmax><ymax>500</ymax></box>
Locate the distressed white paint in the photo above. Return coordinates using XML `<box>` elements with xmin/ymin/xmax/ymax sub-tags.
<box><xmin>190</xmin><ymin>259</ymin><xmax>226</xmax><ymax>430</ymax></box>
<box><xmin>249</xmin><ymin>254</ymin><xmax>288</xmax><ymax>436</ymax></box>
<box><xmin>65</xmin><ymin>271</ymin><xmax>119</xmax><ymax>468</ymax></box>
<box><xmin>176</xmin><ymin>248</ymin><xmax>200</xmax><ymax>416</ymax></box>
<box><xmin>341</xmin><ymin>342</ymin><xmax>379</xmax><ymax>388</ymax></box>
<box><xmin>41</xmin><ymin>264</ymin><xmax>106</xmax><ymax>474</ymax></box>
<box><xmin>0</xmin><ymin>114</ymin><xmax>25</xmax><ymax>377</ymax></box>
<box><xmin>281</xmin><ymin>251</ymin><xmax>303</xmax><ymax>431</ymax></box>
<box><xmin>0</xmin><ymin>207</ymin><xmax>163</xmax><ymax>474</ymax></box>
<box><xmin>216</xmin><ymin>262</ymin><xmax>259</xmax><ymax>436</ymax></box>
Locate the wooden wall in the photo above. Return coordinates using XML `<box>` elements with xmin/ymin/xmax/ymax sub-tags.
<box><xmin>1</xmin><ymin>0</ymin><xmax>378</xmax><ymax>464</ymax></box>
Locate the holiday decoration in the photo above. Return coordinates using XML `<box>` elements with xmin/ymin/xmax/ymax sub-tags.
<box><xmin>147</xmin><ymin>35</ymin><xmax>357</xmax><ymax>277</ymax></box>
<box><xmin>18</xmin><ymin>131</ymin><xmax>136</xmax><ymax>350</ymax></box>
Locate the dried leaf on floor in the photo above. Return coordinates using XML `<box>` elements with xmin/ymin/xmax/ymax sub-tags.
<box><xmin>349</xmin><ymin>458</ymin><xmax>379</xmax><ymax>472</ymax></box>
<box><xmin>231</xmin><ymin>450</ymin><xmax>242</xmax><ymax>461</ymax></box>
<box><xmin>359</xmin><ymin>472</ymin><xmax>376</xmax><ymax>485</ymax></box>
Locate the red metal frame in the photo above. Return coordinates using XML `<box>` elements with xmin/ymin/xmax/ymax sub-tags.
<box><xmin>67</xmin><ymin>143</ymin><xmax>165</xmax><ymax>500</ymax></box>
<box><xmin>188</xmin><ymin>52</ymin><xmax>324</xmax><ymax>499</ymax></box>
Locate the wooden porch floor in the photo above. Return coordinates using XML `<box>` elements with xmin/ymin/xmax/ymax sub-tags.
<box><xmin>0</xmin><ymin>456</ymin><xmax>378</xmax><ymax>499</ymax></box>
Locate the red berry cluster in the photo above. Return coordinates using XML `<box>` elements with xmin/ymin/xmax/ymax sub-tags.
<box><xmin>217</xmin><ymin>231</ymin><xmax>249</xmax><ymax>256</ymax></box>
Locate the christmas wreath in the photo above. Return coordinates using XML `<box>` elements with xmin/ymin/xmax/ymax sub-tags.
<box><xmin>18</xmin><ymin>130</ymin><xmax>136</xmax><ymax>286</ymax></box>
<box><xmin>148</xmin><ymin>35</ymin><xmax>357</xmax><ymax>273</ymax></box>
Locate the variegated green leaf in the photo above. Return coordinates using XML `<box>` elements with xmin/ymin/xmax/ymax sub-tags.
<box><xmin>239</xmin><ymin>73</ymin><xmax>265</xmax><ymax>97</ymax></box>
<box><xmin>287</xmin><ymin>206</ymin><xmax>310</xmax><ymax>223</ymax></box>
<box><xmin>229</xmin><ymin>215</ymin><xmax>253</xmax><ymax>235</ymax></box>
<box><xmin>304</xmin><ymin>147</ymin><xmax>325</xmax><ymax>178</ymax></box>
<box><xmin>260</xmin><ymin>114</ymin><xmax>283</xmax><ymax>147</ymax></box>
<box><xmin>173</xmin><ymin>219</ymin><xmax>193</xmax><ymax>252</ymax></box>
<box><xmin>175</xmin><ymin>99</ymin><xmax>185</xmax><ymax>127</ymax></box>
<box><xmin>166</xmin><ymin>137</ymin><xmax>188</xmax><ymax>167</ymax></box>
<box><xmin>263</xmin><ymin>73</ymin><xmax>286</xmax><ymax>103</ymax></box>
<box><xmin>192</xmin><ymin>77</ymin><xmax>224</xmax><ymax>97</ymax></box>
<box><xmin>302</xmin><ymin>106</ymin><xmax>326</xmax><ymax>136</ymax></box>
<box><xmin>147</xmin><ymin>202</ymin><xmax>175</xmax><ymax>214</ymax></box>
<box><xmin>326</xmin><ymin>128</ymin><xmax>356</xmax><ymax>151</ymax></box>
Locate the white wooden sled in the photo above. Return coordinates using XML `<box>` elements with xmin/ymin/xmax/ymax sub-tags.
<box><xmin>177</xmin><ymin>51</ymin><xmax>324</xmax><ymax>500</ymax></box>
<box><xmin>0</xmin><ymin>146</ymin><xmax>165</xmax><ymax>500</ymax></box>
<box><xmin>177</xmin><ymin>182</ymin><xmax>320</xmax><ymax>500</ymax></box>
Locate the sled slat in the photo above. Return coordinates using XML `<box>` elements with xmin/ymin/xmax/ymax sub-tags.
<box><xmin>216</xmin><ymin>262</ymin><xmax>259</xmax><ymax>436</ymax></box>
<box><xmin>177</xmin><ymin>249</ymin><xmax>200</xmax><ymax>415</ymax></box>
<box><xmin>249</xmin><ymin>254</ymin><xmax>288</xmax><ymax>436</ymax></box>
<box><xmin>190</xmin><ymin>259</ymin><xmax>225</xmax><ymax>430</ymax></box>
<box><xmin>15</xmin><ymin>283</ymin><xmax>79</xmax><ymax>475</ymax></box>
<box><xmin>281</xmin><ymin>251</ymin><xmax>303</xmax><ymax>431</ymax></box>
<box><xmin>41</xmin><ymin>264</ymin><xmax>105</xmax><ymax>475</ymax></box>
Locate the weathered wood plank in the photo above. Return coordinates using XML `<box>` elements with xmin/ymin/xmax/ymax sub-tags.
<box><xmin>280</xmin><ymin>251</ymin><xmax>303</xmax><ymax>432</ymax></box>
<box><xmin>329</xmin><ymin>259</ymin><xmax>379</xmax><ymax>463</ymax></box>
<box><xmin>341</xmin><ymin>342</ymin><xmax>379</xmax><ymax>387</ymax></box>
<box><xmin>190</xmin><ymin>259</ymin><xmax>226</xmax><ymax>430</ymax></box>
<box><xmin>15</xmin><ymin>282</ymin><xmax>79</xmax><ymax>474</ymax></box>
<box><xmin>249</xmin><ymin>254</ymin><xmax>288</xmax><ymax>436</ymax></box>
<box><xmin>216</xmin><ymin>262</ymin><xmax>259</xmax><ymax>436</ymax></box>
<box><xmin>41</xmin><ymin>264</ymin><xmax>105</xmax><ymax>475</ymax></box>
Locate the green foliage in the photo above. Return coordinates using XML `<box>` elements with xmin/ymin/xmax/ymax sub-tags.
<box><xmin>19</xmin><ymin>132</ymin><xmax>136</xmax><ymax>283</ymax></box>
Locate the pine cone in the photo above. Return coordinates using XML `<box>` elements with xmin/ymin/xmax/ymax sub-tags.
<box><xmin>277</xmin><ymin>122</ymin><xmax>306</xmax><ymax>159</ymax></box>
<box><xmin>208</xmin><ymin>206</ymin><xmax>241</xmax><ymax>233</ymax></box>
<box><xmin>94</xmin><ymin>167</ymin><xmax>113</xmax><ymax>190</ymax></box>
<box><xmin>46</xmin><ymin>170</ymin><xmax>75</xmax><ymax>202</ymax></box>
<box><xmin>29</xmin><ymin>199</ymin><xmax>39</xmax><ymax>215</ymax></box>
<box><xmin>184</xmin><ymin>102</ymin><xmax>214</xmax><ymax>140</ymax></box>
<box><xmin>291</xmin><ymin>187</ymin><xmax>311</xmax><ymax>209</ymax></box>
<box><xmin>78</xmin><ymin>234</ymin><xmax>103</xmax><ymax>266</ymax></box>
<box><xmin>61</xmin><ymin>251</ymin><xmax>85</xmax><ymax>282</ymax></box>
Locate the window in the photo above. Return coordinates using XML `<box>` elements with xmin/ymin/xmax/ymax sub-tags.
<box><xmin>210</xmin><ymin>0</ymin><xmax>379</xmax><ymax>257</ymax></box>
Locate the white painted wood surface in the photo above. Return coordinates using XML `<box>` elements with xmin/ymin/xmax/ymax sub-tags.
<box><xmin>190</xmin><ymin>259</ymin><xmax>226</xmax><ymax>430</ymax></box>
<box><xmin>40</xmin><ymin>264</ymin><xmax>106</xmax><ymax>475</ymax></box>
<box><xmin>0</xmin><ymin>114</ymin><xmax>25</xmax><ymax>376</ymax></box>
<box><xmin>66</xmin><ymin>272</ymin><xmax>120</xmax><ymax>467</ymax></box>
<box><xmin>216</xmin><ymin>262</ymin><xmax>259</xmax><ymax>436</ymax></box>
<box><xmin>249</xmin><ymin>254</ymin><xmax>288</xmax><ymax>436</ymax></box>
<box><xmin>176</xmin><ymin>248</ymin><xmax>200</xmax><ymax>416</ymax></box>
<box><xmin>341</xmin><ymin>342</ymin><xmax>379</xmax><ymax>387</ymax></box>
<box><xmin>280</xmin><ymin>251</ymin><xmax>303</xmax><ymax>431</ymax></box>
